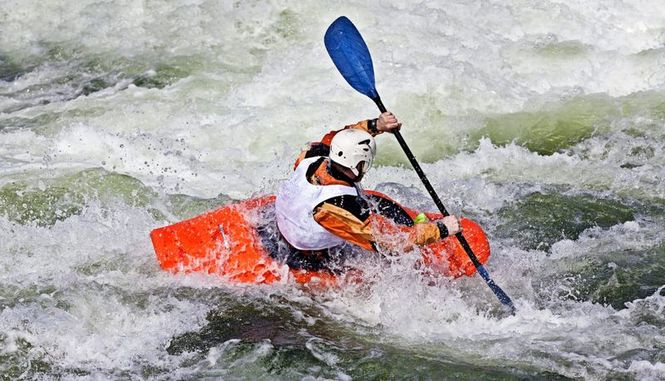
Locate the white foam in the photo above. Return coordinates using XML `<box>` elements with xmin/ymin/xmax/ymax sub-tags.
<box><xmin>1</xmin><ymin>0</ymin><xmax>665</xmax><ymax>378</ymax></box>
<box><xmin>1</xmin><ymin>0</ymin><xmax>664</xmax><ymax>200</ymax></box>
<box><xmin>627</xmin><ymin>360</ymin><xmax>665</xmax><ymax>381</ymax></box>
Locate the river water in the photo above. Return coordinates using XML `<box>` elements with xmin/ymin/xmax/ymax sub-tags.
<box><xmin>1</xmin><ymin>1</ymin><xmax>664</xmax><ymax>379</ymax></box>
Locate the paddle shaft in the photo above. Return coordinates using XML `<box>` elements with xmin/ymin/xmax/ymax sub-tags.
<box><xmin>373</xmin><ymin>96</ymin><xmax>515</xmax><ymax>312</ymax></box>
<box><xmin>323</xmin><ymin>16</ymin><xmax>515</xmax><ymax>312</ymax></box>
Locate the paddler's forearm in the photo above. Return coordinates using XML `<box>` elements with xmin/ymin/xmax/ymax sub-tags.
<box><xmin>293</xmin><ymin>119</ymin><xmax>379</xmax><ymax>169</ymax></box>
<box><xmin>410</xmin><ymin>222</ymin><xmax>442</xmax><ymax>246</ymax></box>
<box><xmin>343</xmin><ymin>119</ymin><xmax>380</xmax><ymax>136</ymax></box>
<box><xmin>370</xmin><ymin>216</ymin><xmax>442</xmax><ymax>251</ymax></box>
<box><xmin>320</xmin><ymin>119</ymin><xmax>381</xmax><ymax>146</ymax></box>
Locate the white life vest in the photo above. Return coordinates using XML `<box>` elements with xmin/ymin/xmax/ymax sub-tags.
<box><xmin>275</xmin><ymin>157</ymin><xmax>358</xmax><ymax>250</ymax></box>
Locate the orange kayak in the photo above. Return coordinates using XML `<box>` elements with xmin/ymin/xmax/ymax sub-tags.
<box><xmin>150</xmin><ymin>191</ymin><xmax>490</xmax><ymax>286</ymax></box>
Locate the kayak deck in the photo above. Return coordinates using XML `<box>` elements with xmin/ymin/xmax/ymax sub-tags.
<box><xmin>150</xmin><ymin>192</ymin><xmax>490</xmax><ymax>285</ymax></box>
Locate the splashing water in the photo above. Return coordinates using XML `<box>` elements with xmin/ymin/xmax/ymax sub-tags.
<box><xmin>1</xmin><ymin>1</ymin><xmax>664</xmax><ymax>379</ymax></box>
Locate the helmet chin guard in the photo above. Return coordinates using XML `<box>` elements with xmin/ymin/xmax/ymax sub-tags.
<box><xmin>329</xmin><ymin>129</ymin><xmax>377</xmax><ymax>176</ymax></box>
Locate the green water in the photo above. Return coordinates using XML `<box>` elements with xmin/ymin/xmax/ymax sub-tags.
<box><xmin>1</xmin><ymin>1</ymin><xmax>664</xmax><ymax>380</ymax></box>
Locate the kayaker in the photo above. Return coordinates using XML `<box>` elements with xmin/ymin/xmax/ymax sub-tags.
<box><xmin>273</xmin><ymin>112</ymin><xmax>462</xmax><ymax>272</ymax></box>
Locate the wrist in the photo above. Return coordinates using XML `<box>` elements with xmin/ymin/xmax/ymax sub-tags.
<box><xmin>436</xmin><ymin>221</ymin><xmax>449</xmax><ymax>238</ymax></box>
<box><xmin>368</xmin><ymin>118</ymin><xmax>379</xmax><ymax>135</ymax></box>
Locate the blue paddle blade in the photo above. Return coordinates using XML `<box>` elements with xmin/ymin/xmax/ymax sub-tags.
<box><xmin>324</xmin><ymin>16</ymin><xmax>379</xmax><ymax>99</ymax></box>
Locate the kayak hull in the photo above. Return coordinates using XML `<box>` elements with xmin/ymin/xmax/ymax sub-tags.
<box><xmin>150</xmin><ymin>192</ymin><xmax>490</xmax><ymax>285</ymax></box>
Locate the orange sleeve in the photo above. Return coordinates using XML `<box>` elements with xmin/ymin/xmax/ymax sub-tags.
<box><xmin>313</xmin><ymin>203</ymin><xmax>376</xmax><ymax>251</ymax></box>
<box><xmin>294</xmin><ymin>119</ymin><xmax>379</xmax><ymax>169</ymax></box>
<box><xmin>313</xmin><ymin>203</ymin><xmax>441</xmax><ymax>252</ymax></box>
<box><xmin>321</xmin><ymin>119</ymin><xmax>380</xmax><ymax>144</ymax></box>
<box><xmin>410</xmin><ymin>223</ymin><xmax>442</xmax><ymax>246</ymax></box>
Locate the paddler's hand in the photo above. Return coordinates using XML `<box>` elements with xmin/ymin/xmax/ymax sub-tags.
<box><xmin>436</xmin><ymin>215</ymin><xmax>462</xmax><ymax>238</ymax></box>
<box><xmin>377</xmin><ymin>111</ymin><xmax>402</xmax><ymax>133</ymax></box>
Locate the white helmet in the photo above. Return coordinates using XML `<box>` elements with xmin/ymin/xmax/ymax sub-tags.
<box><xmin>329</xmin><ymin>129</ymin><xmax>377</xmax><ymax>177</ymax></box>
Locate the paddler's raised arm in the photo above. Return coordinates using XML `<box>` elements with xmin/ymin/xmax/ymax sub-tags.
<box><xmin>292</xmin><ymin>112</ymin><xmax>402</xmax><ymax>169</ymax></box>
<box><xmin>333</xmin><ymin>111</ymin><xmax>401</xmax><ymax>138</ymax></box>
